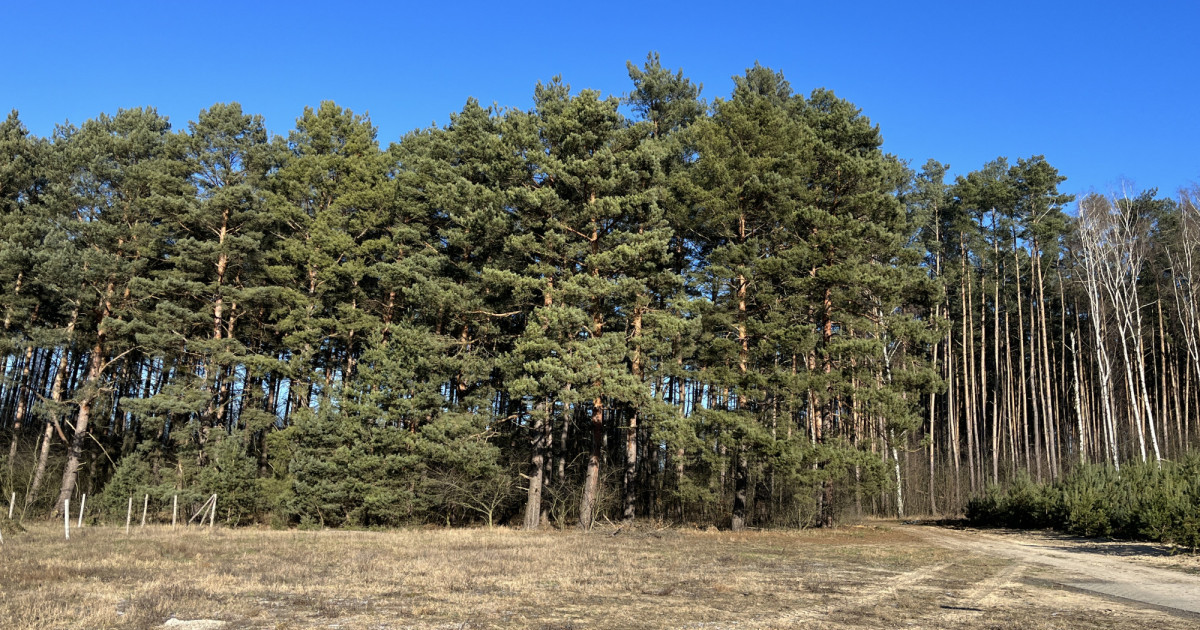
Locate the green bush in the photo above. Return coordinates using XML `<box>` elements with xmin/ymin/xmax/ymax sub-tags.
<box><xmin>966</xmin><ymin>472</ymin><xmax>1058</xmax><ymax>529</ymax></box>
<box><xmin>1058</xmin><ymin>466</ymin><xmax>1114</xmax><ymax>537</ymax></box>
<box><xmin>967</xmin><ymin>455</ymin><xmax>1200</xmax><ymax>550</ymax></box>
<box><xmin>98</xmin><ymin>435</ymin><xmax>266</xmax><ymax>526</ymax></box>
<box><xmin>197</xmin><ymin>432</ymin><xmax>265</xmax><ymax>525</ymax></box>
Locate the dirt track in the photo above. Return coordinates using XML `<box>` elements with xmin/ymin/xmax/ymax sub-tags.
<box><xmin>903</xmin><ymin>524</ymin><xmax>1200</xmax><ymax>617</ymax></box>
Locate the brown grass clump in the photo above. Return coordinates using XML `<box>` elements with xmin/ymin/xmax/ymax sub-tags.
<box><xmin>0</xmin><ymin>522</ymin><xmax>1191</xmax><ymax>629</ymax></box>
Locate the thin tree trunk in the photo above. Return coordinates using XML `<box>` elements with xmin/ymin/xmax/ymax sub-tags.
<box><xmin>991</xmin><ymin>217</ymin><xmax>1001</xmax><ymax>484</ymax></box>
<box><xmin>29</xmin><ymin>323</ymin><xmax>77</xmax><ymax>506</ymax></box>
<box><xmin>960</xmin><ymin>255</ymin><xmax>978</xmax><ymax>493</ymax></box>
<box><xmin>6</xmin><ymin>345</ymin><xmax>35</xmax><ymax>478</ymax></box>
<box><xmin>623</xmin><ymin>307</ymin><xmax>643</xmax><ymax>521</ymax></box>
<box><xmin>579</xmin><ymin>395</ymin><xmax>604</xmax><ymax>530</ymax></box>
<box><xmin>1033</xmin><ymin>244</ymin><xmax>1058</xmax><ymax>479</ymax></box>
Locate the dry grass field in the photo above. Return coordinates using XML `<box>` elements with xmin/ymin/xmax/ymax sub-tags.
<box><xmin>0</xmin><ymin>521</ymin><xmax>1193</xmax><ymax>629</ymax></box>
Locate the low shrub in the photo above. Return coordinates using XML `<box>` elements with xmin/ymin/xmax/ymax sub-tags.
<box><xmin>967</xmin><ymin>455</ymin><xmax>1200</xmax><ymax>550</ymax></box>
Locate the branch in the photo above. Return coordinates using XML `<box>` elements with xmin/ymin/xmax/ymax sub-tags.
<box><xmin>555</xmin><ymin>219</ymin><xmax>592</xmax><ymax>242</ymax></box>
<box><xmin>98</xmin><ymin>347</ymin><xmax>139</xmax><ymax>375</ymax></box>
<box><xmin>465</xmin><ymin>310</ymin><xmax>523</xmax><ymax>318</ymax></box>
<box><xmin>86</xmin><ymin>432</ymin><xmax>118</xmax><ymax>467</ymax></box>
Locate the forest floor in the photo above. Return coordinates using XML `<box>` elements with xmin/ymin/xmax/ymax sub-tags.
<box><xmin>1</xmin><ymin>519</ymin><xmax>1198</xmax><ymax>629</ymax></box>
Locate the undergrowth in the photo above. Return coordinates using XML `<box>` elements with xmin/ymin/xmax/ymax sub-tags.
<box><xmin>966</xmin><ymin>454</ymin><xmax>1200</xmax><ymax>550</ymax></box>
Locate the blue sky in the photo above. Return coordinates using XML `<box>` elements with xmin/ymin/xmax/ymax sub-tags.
<box><xmin>7</xmin><ymin>0</ymin><xmax>1197</xmax><ymax>198</ymax></box>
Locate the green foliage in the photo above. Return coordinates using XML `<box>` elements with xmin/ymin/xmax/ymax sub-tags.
<box><xmin>281</xmin><ymin>406</ymin><xmax>411</xmax><ymax>528</ymax></box>
<box><xmin>278</xmin><ymin>323</ymin><xmax>514</xmax><ymax>527</ymax></box>
<box><xmin>2</xmin><ymin>57</ymin><xmax>1004</xmax><ymax>531</ymax></box>
<box><xmin>967</xmin><ymin>457</ymin><xmax>1200</xmax><ymax>550</ymax></box>
<box><xmin>95</xmin><ymin>442</ymin><xmax>206</xmax><ymax>523</ymax></box>
<box><xmin>197</xmin><ymin>433</ymin><xmax>264</xmax><ymax>525</ymax></box>
<box><xmin>96</xmin><ymin>448</ymin><xmax>156</xmax><ymax>520</ymax></box>
<box><xmin>966</xmin><ymin>472</ymin><xmax>1059</xmax><ymax>530</ymax></box>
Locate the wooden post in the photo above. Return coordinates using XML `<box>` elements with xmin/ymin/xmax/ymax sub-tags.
<box><xmin>187</xmin><ymin>492</ymin><xmax>216</xmax><ymax>525</ymax></box>
<box><xmin>78</xmin><ymin>494</ymin><xmax>86</xmax><ymax>528</ymax></box>
<box><xmin>125</xmin><ymin>497</ymin><xmax>133</xmax><ymax>534</ymax></box>
<box><xmin>8</xmin><ymin>492</ymin><xmax>14</xmax><ymax>519</ymax></box>
<box><xmin>172</xmin><ymin>495</ymin><xmax>178</xmax><ymax>528</ymax></box>
<box><xmin>141</xmin><ymin>494</ymin><xmax>148</xmax><ymax>527</ymax></box>
<box><xmin>209</xmin><ymin>495</ymin><xmax>216</xmax><ymax>530</ymax></box>
<box><xmin>188</xmin><ymin>494</ymin><xmax>214</xmax><ymax>526</ymax></box>
<box><xmin>64</xmin><ymin>499</ymin><xmax>70</xmax><ymax>540</ymax></box>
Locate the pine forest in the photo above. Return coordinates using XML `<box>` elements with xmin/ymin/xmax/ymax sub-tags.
<box><xmin>3</xmin><ymin>56</ymin><xmax>1198</xmax><ymax>531</ymax></box>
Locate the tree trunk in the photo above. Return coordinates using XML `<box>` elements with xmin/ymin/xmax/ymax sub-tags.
<box><xmin>579</xmin><ymin>396</ymin><xmax>604</xmax><ymax>530</ymax></box>
<box><xmin>54</xmin><ymin>339</ymin><xmax>104</xmax><ymax>515</ymax></box>
<box><xmin>28</xmin><ymin>309</ymin><xmax>78</xmax><ymax>506</ymax></box>
<box><xmin>579</xmin><ymin>213</ymin><xmax>605</xmax><ymax>530</ymax></box>
<box><xmin>6</xmin><ymin>345</ymin><xmax>35</xmax><ymax>478</ymax></box>
<box><xmin>623</xmin><ymin>307</ymin><xmax>643</xmax><ymax>521</ymax></box>
<box><xmin>523</xmin><ymin>401</ymin><xmax>549</xmax><ymax>530</ymax></box>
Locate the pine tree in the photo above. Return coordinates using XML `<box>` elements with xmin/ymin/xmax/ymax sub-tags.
<box><xmin>687</xmin><ymin>64</ymin><xmax>813</xmax><ymax>529</ymax></box>
<box><xmin>123</xmin><ymin>103</ymin><xmax>280</xmax><ymax>467</ymax></box>
<box><xmin>264</xmin><ymin>102</ymin><xmax>392</xmax><ymax>418</ymax></box>
<box><xmin>621</xmin><ymin>53</ymin><xmax>704</xmax><ymax>521</ymax></box>
<box><xmin>0</xmin><ymin>110</ymin><xmax>50</xmax><ymax>343</ymax></box>
<box><xmin>794</xmin><ymin>87</ymin><xmax>936</xmax><ymax>523</ymax></box>
<box><xmin>52</xmin><ymin>108</ymin><xmax>191</xmax><ymax>514</ymax></box>
<box><xmin>0</xmin><ymin>111</ymin><xmax>53</xmax><ymax>490</ymax></box>
<box><xmin>505</xmin><ymin>78</ymin><xmax>659</xmax><ymax>529</ymax></box>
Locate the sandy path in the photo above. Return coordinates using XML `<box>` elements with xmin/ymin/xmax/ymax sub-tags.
<box><xmin>902</xmin><ymin>525</ymin><xmax>1200</xmax><ymax>616</ymax></box>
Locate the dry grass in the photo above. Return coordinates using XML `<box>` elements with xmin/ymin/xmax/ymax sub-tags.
<box><xmin>0</xmin><ymin>521</ymin><xmax>1193</xmax><ymax>629</ymax></box>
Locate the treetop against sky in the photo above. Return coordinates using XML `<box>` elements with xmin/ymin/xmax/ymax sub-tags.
<box><xmin>3</xmin><ymin>19</ymin><xmax>1199</xmax><ymax>532</ymax></box>
<box><xmin>6</xmin><ymin>1</ymin><xmax>1198</xmax><ymax>200</ymax></box>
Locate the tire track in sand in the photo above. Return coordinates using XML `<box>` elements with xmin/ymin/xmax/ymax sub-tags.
<box><xmin>901</xmin><ymin>525</ymin><xmax>1200</xmax><ymax>617</ymax></box>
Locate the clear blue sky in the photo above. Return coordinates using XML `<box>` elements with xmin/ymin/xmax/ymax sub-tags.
<box><xmin>7</xmin><ymin>0</ymin><xmax>1197</xmax><ymax>198</ymax></box>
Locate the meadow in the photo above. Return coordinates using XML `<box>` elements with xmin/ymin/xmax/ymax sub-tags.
<box><xmin>0</xmin><ymin>521</ymin><xmax>1192</xmax><ymax>629</ymax></box>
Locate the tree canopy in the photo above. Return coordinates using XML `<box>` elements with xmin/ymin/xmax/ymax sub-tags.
<box><xmin>1</xmin><ymin>57</ymin><xmax>1195</xmax><ymax>530</ymax></box>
